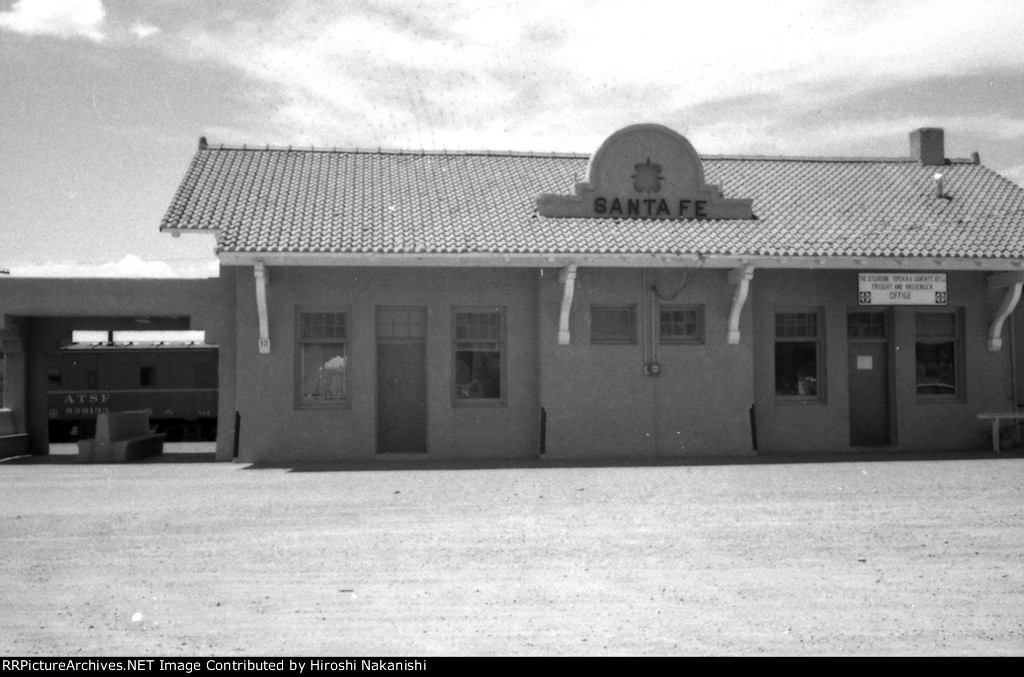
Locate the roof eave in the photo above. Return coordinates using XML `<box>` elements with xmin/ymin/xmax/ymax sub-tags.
<box><xmin>216</xmin><ymin>251</ymin><xmax>1024</xmax><ymax>272</ymax></box>
<box><xmin>160</xmin><ymin>226</ymin><xmax>219</xmax><ymax>238</ymax></box>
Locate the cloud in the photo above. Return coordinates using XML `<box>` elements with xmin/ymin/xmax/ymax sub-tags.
<box><xmin>130</xmin><ymin>22</ymin><xmax>159</xmax><ymax>39</ymax></box>
<box><xmin>163</xmin><ymin>0</ymin><xmax>1024</xmax><ymax>153</ymax></box>
<box><xmin>9</xmin><ymin>255</ymin><xmax>219</xmax><ymax>279</ymax></box>
<box><xmin>998</xmin><ymin>165</ymin><xmax>1024</xmax><ymax>189</ymax></box>
<box><xmin>950</xmin><ymin>114</ymin><xmax>1024</xmax><ymax>141</ymax></box>
<box><xmin>0</xmin><ymin>0</ymin><xmax>106</xmax><ymax>42</ymax></box>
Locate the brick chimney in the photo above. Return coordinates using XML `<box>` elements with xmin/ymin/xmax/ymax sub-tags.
<box><xmin>910</xmin><ymin>128</ymin><xmax>945</xmax><ymax>166</ymax></box>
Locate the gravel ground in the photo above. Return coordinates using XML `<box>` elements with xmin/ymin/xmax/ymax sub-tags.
<box><xmin>1</xmin><ymin>446</ymin><xmax>1022</xmax><ymax>656</ymax></box>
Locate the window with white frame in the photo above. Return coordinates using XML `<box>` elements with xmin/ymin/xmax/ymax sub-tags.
<box><xmin>453</xmin><ymin>309</ymin><xmax>504</xmax><ymax>404</ymax></box>
<box><xmin>297</xmin><ymin>310</ymin><xmax>349</xmax><ymax>407</ymax></box>
<box><xmin>774</xmin><ymin>310</ymin><xmax>823</xmax><ymax>399</ymax></box>
<box><xmin>659</xmin><ymin>304</ymin><xmax>704</xmax><ymax>344</ymax></box>
<box><xmin>591</xmin><ymin>305</ymin><xmax>636</xmax><ymax>344</ymax></box>
<box><xmin>915</xmin><ymin>311</ymin><xmax>962</xmax><ymax>399</ymax></box>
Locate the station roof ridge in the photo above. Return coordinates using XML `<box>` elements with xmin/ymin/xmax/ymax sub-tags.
<box><xmin>197</xmin><ymin>138</ymin><xmax>591</xmax><ymax>160</ymax></box>
<box><xmin>197</xmin><ymin>138</ymin><xmax>982</xmax><ymax>166</ymax></box>
<box><xmin>702</xmin><ymin>153</ymin><xmax>979</xmax><ymax>165</ymax></box>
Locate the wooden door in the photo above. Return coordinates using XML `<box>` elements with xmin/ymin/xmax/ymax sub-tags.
<box><xmin>848</xmin><ymin>312</ymin><xmax>891</xmax><ymax>447</ymax></box>
<box><xmin>376</xmin><ymin>308</ymin><xmax>427</xmax><ymax>454</ymax></box>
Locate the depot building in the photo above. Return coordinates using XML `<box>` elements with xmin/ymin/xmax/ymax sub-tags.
<box><xmin>4</xmin><ymin>123</ymin><xmax>1024</xmax><ymax>462</ymax></box>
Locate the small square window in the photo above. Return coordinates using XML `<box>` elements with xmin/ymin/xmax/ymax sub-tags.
<box><xmin>659</xmin><ymin>305</ymin><xmax>704</xmax><ymax>344</ymax></box>
<box><xmin>591</xmin><ymin>305</ymin><xmax>636</xmax><ymax>344</ymax></box>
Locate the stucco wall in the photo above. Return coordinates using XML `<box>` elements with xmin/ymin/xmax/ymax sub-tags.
<box><xmin>752</xmin><ymin>269</ymin><xmax>1014</xmax><ymax>453</ymax></box>
<box><xmin>538</xmin><ymin>267</ymin><xmax>755</xmax><ymax>458</ymax></box>
<box><xmin>4</xmin><ymin>268</ymin><xmax>1013</xmax><ymax>461</ymax></box>
<box><xmin>231</xmin><ymin>266</ymin><xmax>540</xmax><ymax>462</ymax></box>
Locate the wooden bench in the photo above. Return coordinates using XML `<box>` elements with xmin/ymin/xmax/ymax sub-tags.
<box><xmin>0</xmin><ymin>409</ymin><xmax>29</xmax><ymax>458</ymax></box>
<box><xmin>78</xmin><ymin>410</ymin><xmax>165</xmax><ymax>463</ymax></box>
<box><xmin>976</xmin><ymin>412</ymin><xmax>1024</xmax><ymax>453</ymax></box>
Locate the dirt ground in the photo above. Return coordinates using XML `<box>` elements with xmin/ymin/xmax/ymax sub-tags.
<box><xmin>1</xmin><ymin>445</ymin><xmax>1022</xmax><ymax>657</ymax></box>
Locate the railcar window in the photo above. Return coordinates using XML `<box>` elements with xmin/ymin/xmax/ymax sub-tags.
<box><xmin>140</xmin><ymin>366</ymin><xmax>156</xmax><ymax>388</ymax></box>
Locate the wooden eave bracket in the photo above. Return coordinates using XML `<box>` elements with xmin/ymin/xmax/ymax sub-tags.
<box><xmin>254</xmin><ymin>262</ymin><xmax>271</xmax><ymax>354</ymax></box>
<box><xmin>558</xmin><ymin>264</ymin><xmax>578</xmax><ymax>345</ymax></box>
<box><xmin>986</xmin><ymin>271</ymin><xmax>1024</xmax><ymax>351</ymax></box>
<box><xmin>727</xmin><ymin>265</ymin><xmax>754</xmax><ymax>345</ymax></box>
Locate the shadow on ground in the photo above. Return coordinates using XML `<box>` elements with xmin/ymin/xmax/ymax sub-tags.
<box><xmin>3</xmin><ymin>447</ymin><xmax>1021</xmax><ymax>470</ymax></box>
<box><xmin>240</xmin><ymin>448</ymin><xmax>1024</xmax><ymax>473</ymax></box>
<box><xmin>0</xmin><ymin>451</ymin><xmax>217</xmax><ymax>465</ymax></box>
<box><xmin>0</xmin><ymin>443</ymin><xmax>216</xmax><ymax>465</ymax></box>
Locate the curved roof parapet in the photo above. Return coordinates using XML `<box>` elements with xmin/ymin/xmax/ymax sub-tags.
<box><xmin>537</xmin><ymin>123</ymin><xmax>754</xmax><ymax>220</ymax></box>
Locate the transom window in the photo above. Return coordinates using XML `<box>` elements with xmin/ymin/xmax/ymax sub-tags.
<box><xmin>453</xmin><ymin>309</ymin><xmax>504</xmax><ymax>404</ymax></box>
<box><xmin>847</xmin><ymin>311</ymin><xmax>887</xmax><ymax>339</ymax></box>
<box><xmin>297</xmin><ymin>310</ymin><xmax>349</xmax><ymax>407</ymax></box>
<box><xmin>659</xmin><ymin>304</ymin><xmax>704</xmax><ymax>344</ymax></box>
<box><xmin>591</xmin><ymin>305</ymin><xmax>636</xmax><ymax>344</ymax></box>
<box><xmin>775</xmin><ymin>310</ymin><xmax>823</xmax><ymax>399</ymax></box>
<box><xmin>377</xmin><ymin>307</ymin><xmax>426</xmax><ymax>340</ymax></box>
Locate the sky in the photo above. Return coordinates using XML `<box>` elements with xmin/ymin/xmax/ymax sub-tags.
<box><xmin>2</xmin><ymin>0</ymin><xmax>1024</xmax><ymax>277</ymax></box>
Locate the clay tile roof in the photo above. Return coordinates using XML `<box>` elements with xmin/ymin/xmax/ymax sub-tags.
<box><xmin>159</xmin><ymin>144</ymin><xmax>1024</xmax><ymax>262</ymax></box>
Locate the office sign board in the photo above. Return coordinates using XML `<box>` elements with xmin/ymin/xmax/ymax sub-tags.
<box><xmin>858</xmin><ymin>273</ymin><xmax>947</xmax><ymax>306</ymax></box>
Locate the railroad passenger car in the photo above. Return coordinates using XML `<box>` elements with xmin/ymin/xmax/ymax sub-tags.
<box><xmin>46</xmin><ymin>342</ymin><xmax>218</xmax><ymax>441</ymax></box>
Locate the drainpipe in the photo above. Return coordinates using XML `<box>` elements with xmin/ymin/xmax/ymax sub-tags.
<box><xmin>642</xmin><ymin>269</ymin><xmax>651</xmax><ymax>371</ymax></box>
<box><xmin>727</xmin><ymin>265</ymin><xmax>754</xmax><ymax>345</ymax></box>
<box><xmin>986</xmin><ymin>272</ymin><xmax>1024</xmax><ymax>351</ymax></box>
<box><xmin>557</xmin><ymin>264</ymin><xmax>578</xmax><ymax>345</ymax></box>
<box><xmin>254</xmin><ymin>262</ymin><xmax>271</xmax><ymax>354</ymax></box>
<box><xmin>650</xmin><ymin>270</ymin><xmax>659</xmax><ymax>373</ymax></box>
<box><xmin>988</xmin><ymin>282</ymin><xmax>1022</xmax><ymax>352</ymax></box>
